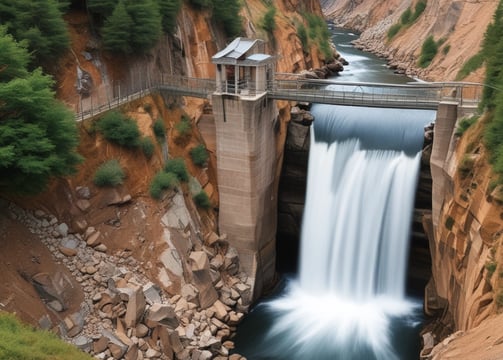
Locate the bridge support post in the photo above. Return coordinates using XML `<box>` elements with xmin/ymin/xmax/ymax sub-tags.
<box><xmin>430</xmin><ymin>101</ymin><xmax>458</xmax><ymax>229</ymax></box>
<box><xmin>212</xmin><ymin>92</ymin><xmax>278</xmax><ymax>298</ymax></box>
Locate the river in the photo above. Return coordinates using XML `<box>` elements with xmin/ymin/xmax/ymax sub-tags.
<box><xmin>232</xmin><ymin>27</ymin><xmax>432</xmax><ymax>360</ymax></box>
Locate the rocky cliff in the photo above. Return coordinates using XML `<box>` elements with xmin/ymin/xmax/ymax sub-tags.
<box><xmin>1</xmin><ymin>1</ymin><xmax>328</xmax><ymax>358</ymax></box>
<box><xmin>322</xmin><ymin>0</ymin><xmax>498</xmax><ymax>82</ymax></box>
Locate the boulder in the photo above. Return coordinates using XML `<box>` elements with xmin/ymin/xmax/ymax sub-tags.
<box><xmin>144</xmin><ymin>303</ymin><xmax>179</xmax><ymax>329</ymax></box>
<box><xmin>125</xmin><ymin>286</ymin><xmax>146</xmax><ymax>328</ymax></box>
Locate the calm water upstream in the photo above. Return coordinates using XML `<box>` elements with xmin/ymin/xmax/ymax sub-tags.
<box><xmin>232</xmin><ymin>27</ymin><xmax>432</xmax><ymax>360</ymax></box>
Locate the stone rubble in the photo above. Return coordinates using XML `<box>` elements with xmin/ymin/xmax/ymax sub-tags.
<box><xmin>7</xmin><ymin>202</ymin><xmax>250</xmax><ymax>360</ymax></box>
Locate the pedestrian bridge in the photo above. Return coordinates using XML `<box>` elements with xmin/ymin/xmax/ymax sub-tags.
<box><xmin>75</xmin><ymin>74</ymin><xmax>482</xmax><ymax>121</ymax></box>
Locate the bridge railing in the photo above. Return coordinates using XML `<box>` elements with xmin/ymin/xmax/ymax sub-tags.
<box><xmin>73</xmin><ymin>73</ymin><xmax>484</xmax><ymax>121</ymax></box>
<box><xmin>268</xmin><ymin>77</ymin><xmax>483</xmax><ymax>109</ymax></box>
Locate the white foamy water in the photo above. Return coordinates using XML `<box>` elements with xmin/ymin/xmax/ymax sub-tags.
<box><xmin>263</xmin><ymin>104</ymin><xmax>435</xmax><ymax>359</ymax></box>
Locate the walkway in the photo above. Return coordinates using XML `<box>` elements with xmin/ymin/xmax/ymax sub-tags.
<box><xmin>74</xmin><ymin>75</ymin><xmax>482</xmax><ymax>121</ymax></box>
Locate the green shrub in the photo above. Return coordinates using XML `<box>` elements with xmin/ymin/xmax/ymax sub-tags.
<box><xmin>93</xmin><ymin>159</ymin><xmax>125</xmax><ymax>187</ymax></box>
<box><xmin>153</xmin><ymin>118</ymin><xmax>166</xmax><ymax>140</ymax></box>
<box><xmin>486</xmin><ymin>261</ymin><xmax>497</xmax><ymax>277</ymax></box>
<box><xmin>412</xmin><ymin>0</ymin><xmax>427</xmax><ymax>22</ymax></box>
<box><xmin>387</xmin><ymin>23</ymin><xmax>402</xmax><ymax>40</ymax></box>
<box><xmin>96</xmin><ymin>111</ymin><xmax>141</xmax><ymax>148</ymax></box>
<box><xmin>193</xmin><ymin>190</ymin><xmax>211</xmax><ymax>209</ymax></box>
<box><xmin>0</xmin><ymin>312</ymin><xmax>92</xmax><ymax>360</ymax></box>
<box><xmin>261</xmin><ymin>6</ymin><xmax>276</xmax><ymax>34</ymax></box>
<box><xmin>297</xmin><ymin>23</ymin><xmax>308</xmax><ymax>52</ymax></box>
<box><xmin>418</xmin><ymin>35</ymin><xmax>438</xmax><ymax>68</ymax></box>
<box><xmin>400</xmin><ymin>8</ymin><xmax>412</xmax><ymax>25</ymax></box>
<box><xmin>304</xmin><ymin>14</ymin><xmax>334</xmax><ymax>60</ymax></box>
<box><xmin>164</xmin><ymin>158</ymin><xmax>189</xmax><ymax>182</ymax></box>
<box><xmin>456</xmin><ymin>53</ymin><xmax>484</xmax><ymax>80</ymax></box>
<box><xmin>149</xmin><ymin>171</ymin><xmax>178</xmax><ymax>199</ymax></box>
<box><xmin>175</xmin><ymin>114</ymin><xmax>192</xmax><ymax>137</ymax></box>
<box><xmin>140</xmin><ymin>136</ymin><xmax>155</xmax><ymax>158</ymax></box>
<box><xmin>455</xmin><ymin>116</ymin><xmax>478</xmax><ymax>136</ymax></box>
<box><xmin>190</xmin><ymin>144</ymin><xmax>209</xmax><ymax>167</ymax></box>
<box><xmin>442</xmin><ymin>44</ymin><xmax>451</xmax><ymax>55</ymax></box>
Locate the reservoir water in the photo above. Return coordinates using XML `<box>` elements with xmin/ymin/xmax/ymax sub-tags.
<box><xmin>232</xmin><ymin>28</ymin><xmax>435</xmax><ymax>359</ymax></box>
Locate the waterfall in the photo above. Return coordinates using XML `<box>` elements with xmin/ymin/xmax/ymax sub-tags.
<box><xmin>262</xmin><ymin>104</ymin><xmax>436</xmax><ymax>360</ymax></box>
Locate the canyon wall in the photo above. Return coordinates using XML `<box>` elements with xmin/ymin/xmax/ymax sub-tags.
<box><xmin>322</xmin><ymin>1</ymin><xmax>503</xmax><ymax>357</ymax></box>
<box><xmin>322</xmin><ymin>0</ymin><xmax>498</xmax><ymax>82</ymax></box>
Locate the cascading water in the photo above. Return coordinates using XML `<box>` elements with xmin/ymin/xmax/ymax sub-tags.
<box><xmin>236</xmin><ymin>103</ymin><xmax>436</xmax><ymax>359</ymax></box>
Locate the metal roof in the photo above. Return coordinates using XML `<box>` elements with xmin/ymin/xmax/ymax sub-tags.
<box><xmin>213</xmin><ymin>38</ymin><xmax>259</xmax><ymax>60</ymax></box>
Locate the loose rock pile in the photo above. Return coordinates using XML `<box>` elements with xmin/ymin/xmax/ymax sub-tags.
<box><xmin>8</xmin><ymin>202</ymin><xmax>250</xmax><ymax>360</ymax></box>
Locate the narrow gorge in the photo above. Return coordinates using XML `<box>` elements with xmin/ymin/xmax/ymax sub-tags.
<box><xmin>1</xmin><ymin>0</ymin><xmax>502</xmax><ymax>359</ymax></box>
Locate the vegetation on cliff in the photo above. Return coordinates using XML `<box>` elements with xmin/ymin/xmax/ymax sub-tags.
<box><xmin>387</xmin><ymin>0</ymin><xmax>427</xmax><ymax>40</ymax></box>
<box><xmin>188</xmin><ymin>0</ymin><xmax>243</xmax><ymax>38</ymax></box>
<box><xmin>479</xmin><ymin>0</ymin><xmax>503</xmax><ymax>183</ymax></box>
<box><xmin>88</xmin><ymin>0</ymin><xmax>180</xmax><ymax>54</ymax></box>
<box><xmin>0</xmin><ymin>312</ymin><xmax>92</xmax><ymax>360</ymax></box>
<box><xmin>0</xmin><ymin>26</ymin><xmax>82</xmax><ymax>195</ymax></box>
<box><xmin>0</xmin><ymin>0</ymin><xmax>70</xmax><ymax>66</ymax></box>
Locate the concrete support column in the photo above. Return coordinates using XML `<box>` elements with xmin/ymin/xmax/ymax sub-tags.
<box><xmin>212</xmin><ymin>93</ymin><xmax>278</xmax><ymax>297</ymax></box>
<box><xmin>430</xmin><ymin>101</ymin><xmax>458</xmax><ymax>227</ymax></box>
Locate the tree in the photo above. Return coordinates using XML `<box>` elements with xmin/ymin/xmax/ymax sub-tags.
<box><xmin>0</xmin><ymin>27</ymin><xmax>82</xmax><ymax>194</ymax></box>
<box><xmin>126</xmin><ymin>0</ymin><xmax>163</xmax><ymax>53</ymax></box>
<box><xmin>158</xmin><ymin>0</ymin><xmax>181</xmax><ymax>34</ymax></box>
<box><xmin>212</xmin><ymin>0</ymin><xmax>242</xmax><ymax>38</ymax></box>
<box><xmin>0</xmin><ymin>0</ymin><xmax>70</xmax><ymax>65</ymax></box>
<box><xmin>86</xmin><ymin>0</ymin><xmax>118</xmax><ymax>18</ymax></box>
<box><xmin>102</xmin><ymin>0</ymin><xmax>134</xmax><ymax>53</ymax></box>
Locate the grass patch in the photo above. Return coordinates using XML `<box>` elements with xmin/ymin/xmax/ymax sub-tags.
<box><xmin>0</xmin><ymin>312</ymin><xmax>92</xmax><ymax>360</ymax></box>
<box><xmin>93</xmin><ymin>159</ymin><xmax>125</xmax><ymax>187</ymax></box>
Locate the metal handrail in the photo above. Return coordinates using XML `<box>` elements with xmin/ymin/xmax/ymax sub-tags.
<box><xmin>74</xmin><ymin>74</ymin><xmax>484</xmax><ymax>121</ymax></box>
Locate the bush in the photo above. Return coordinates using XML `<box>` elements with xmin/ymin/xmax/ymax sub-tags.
<box><xmin>418</xmin><ymin>35</ymin><xmax>438</xmax><ymax>68</ymax></box>
<box><xmin>153</xmin><ymin>118</ymin><xmax>166</xmax><ymax>139</ymax></box>
<box><xmin>190</xmin><ymin>144</ymin><xmax>209</xmax><ymax>167</ymax></box>
<box><xmin>149</xmin><ymin>171</ymin><xmax>178</xmax><ymax>199</ymax></box>
<box><xmin>297</xmin><ymin>23</ymin><xmax>308</xmax><ymax>52</ymax></box>
<box><xmin>456</xmin><ymin>53</ymin><xmax>484</xmax><ymax>80</ymax></box>
<box><xmin>93</xmin><ymin>159</ymin><xmax>125</xmax><ymax>187</ymax></box>
<box><xmin>261</xmin><ymin>6</ymin><xmax>276</xmax><ymax>34</ymax></box>
<box><xmin>96</xmin><ymin>111</ymin><xmax>141</xmax><ymax>148</ymax></box>
<box><xmin>455</xmin><ymin>116</ymin><xmax>478</xmax><ymax>136</ymax></box>
<box><xmin>175</xmin><ymin>115</ymin><xmax>191</xmax><ymax>137</ymax></box>
<box><xmin>193</xmin><ymin>190</ymin><xmax>211</xmax><ymax>209</ymax></box>
<box><xmin>387</xmin><ymin>23</ymin><xmax>402</xmax><ymax>40</ymax></box>
<box><xmin>486</xmin><ymin>261</ymin><xmax>497</xmax><ymax>277</ymax></box>
<box><xmin>140</xmin><ymin>136</ymin><xmax>155</xmax><ymax>158</ymax></box>
<box><xmin>164</xmin><ymin>158</ymin><xmax>189</xmax><ymax>182</ymax></box>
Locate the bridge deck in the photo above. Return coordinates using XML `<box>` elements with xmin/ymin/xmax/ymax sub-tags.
<box><xmin>74</xmin><ymin>75</ymin><xmax>483</xmax><ymax>121</ymax></box>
